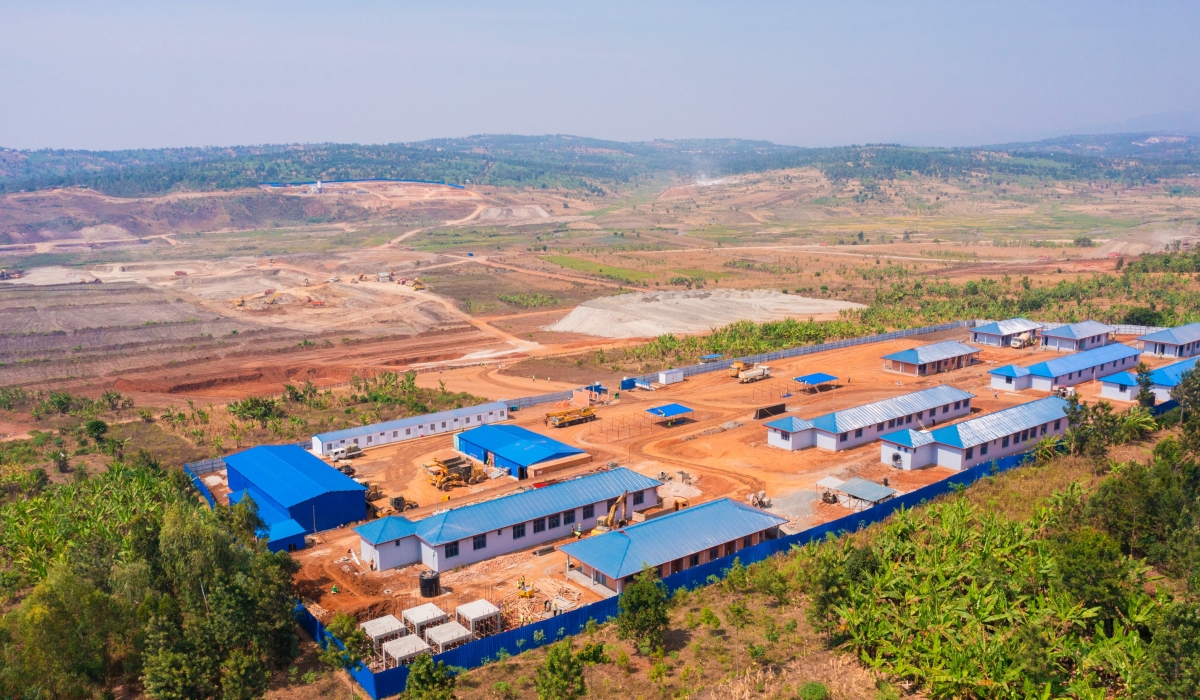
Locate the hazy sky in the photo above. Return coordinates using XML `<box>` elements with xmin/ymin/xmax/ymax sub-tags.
<box><xmin>2</xmin><ymin>1</ymin><xmax>1198</xmax><ymax>150</ymax></box>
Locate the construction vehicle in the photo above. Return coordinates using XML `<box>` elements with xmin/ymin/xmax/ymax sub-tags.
<box><xmin>424</xmin><ymin>455</ymin><xmax>487</xmax><ymax>491</ymax></box>
<box><xmin>328</xmin><ymin>445</ymin><xmax>362</xmax><ymax>460</ymax></box>
<box><xmin>593</xmin><ymin>491</ymin><xmax>629</xmax><ymax>533</ymax></box>
<box><xmin>328</xmin><ymin>276</ymin><xmax>340</xmax><ymax>283</ymax></box>
<box><xmin>737</xmin><ymin>365</ymin><xmax>772</xmax><ymax>383</ymax></box>
<box><xmin>544</xmin><ymin>406</ymin><xmax>597</xmax><ymax>428</ymax></box>
<box><xmin>235</xmin><ymin>297</ymin><xmax>245</xmax><ymax>307</ymax></box>
<box><xmin>264</xmin><ymin>293</ymin><xmax>282</xmax><ymax>305</ymax></box>
<box><xmin>389</xmin><ymin>495</ymin><xmax>418</xmax><ymax>512</ymax></box>
<box><xmin>303</xmin><ymin>277</ymin><xmax>310</xmax><ymax>287</ymax></box>
<box><xmin>517</xmin><ymin>577</ymin><xmax>535</xmax><ymax>598</ymax></box>
<box><xmin>363</xmin><ymin>482</ymin><xmax>384</xmax><ymax>501</ymax></box>
<box><xmin>729</xmin><ymin>360</ymin><xmax>754</xmax><ymax>377</ymax></box>
<box><xmin>747</xmin><ymin>491</ymin><xmax>772</xmax><ymax>508</ymax></box>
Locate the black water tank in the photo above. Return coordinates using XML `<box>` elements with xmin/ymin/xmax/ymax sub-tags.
<box><xmin>419</xmin><ymin>570</ymin><xmax>440</xmax><ymax>598</ymax></box>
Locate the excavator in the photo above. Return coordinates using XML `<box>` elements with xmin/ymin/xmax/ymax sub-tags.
<box><xmin>424</xmin><ymin>456</ymin><xmax>487</xmax><ymax>491</ymax></box>
<box><xmin>544</xmin><ymin>407</ymin><xmax>597</xmax><ymax>428</ymax></box>
<box><xmin>592</xmin><ymin>491</ymin><xmax>629</xmax><ymax>534</ymax></box>
<box><xmin>264</xmin><ymin>293</ymin><xmax>282</xmax><ymax>305</ymax></box>
<box><xmin>729</xmin><ymin>360</ymin><xmax>754</xmax><ymax>378</ymax></box>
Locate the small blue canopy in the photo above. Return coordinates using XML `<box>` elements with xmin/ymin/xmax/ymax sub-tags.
<box><xmin>794</xmin><ymin>372</ymin><xmax>838</xmax><ymax>385</ymax></box>
<box><xmin>646</xmin><ymin>403</ymin><xmax>693</xmax><ymax>418</ymax></box>
<box><xmin>700</xmin><ymin>354</ymin><xmax>724</xmax><ymax>360</ymax></box>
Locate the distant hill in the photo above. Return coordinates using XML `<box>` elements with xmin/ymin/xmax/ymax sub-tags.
<box><xmin>2</xmin><ymin>132</ymin><xmax>1199</xmax><ymax>197</ymax></box>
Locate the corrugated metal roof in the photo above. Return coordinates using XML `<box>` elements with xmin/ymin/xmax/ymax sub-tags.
<box><xmin>313</xmin><ymin>401</ymin><xmax>508</xmax><ymax>443</ymax></box>
<box><xmin>1039</xmin><ymin>320</ymin><xmax>1115</xmax><ymax>340</ymax></box>
<box><xmin>837</xmin><ymin>478</ymin><xmax>897</xmax><ymax>503</ymax></box>
<box><xmin>989</xmin><ymin>364</ymin><xmax>1031</xmax><ymax>378</ymax></box>
<box><xmin>354</xmin><ymin>515</ymin><xmax>420</xmax><ymax>545</ymax></box>
<box><xmin>879</xmin><ymin>429</ymin><xmax>935</xmax><ymax>447</ymax></box>
<box><xmin>1026</xmin><ymin>343</ymin><xmax>1139</xmax><ymax>378</ymax></box>
<box><xmin>457</xmin><ymin>424</ymin><xmax>585</xmax><ymax>468</ymax></box>
<box><xmin>808</xmin><ymin>385</ymin><xmax>976</xmax><ymax>434</ymax></box>
<box><xmin>1102</xmin><ymin>372</ymin><xmax>1138</xmax><ymax>387</ymax></box>
<box><xmin>764</xmin><ymin>416</ymin><xmax>816</xmax><ymax>433</ymax></box>
<box><xmin>225</xmin><ymin>445</ymin><xmax>366</xmax><ymax>508</ymax></box>
<box><xmin>882</xmin><ymin>340</ymin><xmax>980</xmax><ymax>365</ymax></box>
<box><xmin>1138</xmin><ymin>323</ymin><xmax>1200</xmax><ymax>346</ymax></box>
<box><xmin>1141</xmin><ymin>356</ymin><xmax>1200</xmax><ymax>388</ymax></box>
<box><xmin>929</xmin><ymin>396</ymin><xmax>1069</xmax><ymax>448</ymax></box>
<box><xmin>647</xmin><ymin>404</ymin><xmax>692</xmax><ymax>418</ymax></box>
<box><xmin>972</xmin><ymin>318</ymin><xmax>1043</xmax><ymax>337</ymax></box>
<box><xmin>230</xmin><ymin>489</ymin><xmax>306</xmax><ymax>544</ymax></box>
<box><xmin>794</xmin><ymin>372</ymin><xmax>837</xmax><ymax>385</ymax></box>
<box><xmin>558</xmin><ymin>498</ymin><xmax>786</xmax><ymax>579</ymax></box>
<box><xmin>415</xmin><ymin>468</ymin><xmax>661</xmax><ymax>545</ymax></box>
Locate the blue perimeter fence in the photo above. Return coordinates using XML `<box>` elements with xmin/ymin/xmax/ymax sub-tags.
<box><xmin>507</xmin><ymin>320</ymin><xmax>976</xmax><ymax>410</ymax></box>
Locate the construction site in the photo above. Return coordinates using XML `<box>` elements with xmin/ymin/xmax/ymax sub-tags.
<box><xmin>275</xmin><ymin>319</ymin><xmax>1180</xmax><ymax>645</ymax></box>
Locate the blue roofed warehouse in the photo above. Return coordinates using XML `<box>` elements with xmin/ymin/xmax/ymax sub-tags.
<box><xmin>224</xmin><ymin>445</ymin><xmax>367</xmax><ymax>552</ymax></box>
<box><xmin>454</xmin><ymin>424</ymin><xmax>589</xmax><ymax>480</ymax></box>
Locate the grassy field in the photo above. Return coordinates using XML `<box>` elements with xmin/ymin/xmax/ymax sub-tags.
<box><xmin>542</xmin><ymin>254</ymin><xmax>657</xmax><ymax>283</ymax></box>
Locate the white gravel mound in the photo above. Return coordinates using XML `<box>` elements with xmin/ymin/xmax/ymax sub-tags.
<box><xmin>548</xmin><ymin>289</ymin><xmax>864</xmax><ymax>338</ymax></box>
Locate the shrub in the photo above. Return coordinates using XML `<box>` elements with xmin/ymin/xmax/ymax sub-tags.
<box><xmin>798</xmin><ymin>681</ymin><xmax>830</xmax><ymax>700</ymax></box>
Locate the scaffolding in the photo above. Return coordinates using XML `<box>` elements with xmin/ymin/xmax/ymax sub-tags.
<box><xmin>750</xmin><ymin>379</ymin><xmax>792</xmax><ymax>403</ymax></box>
<box><xmin>594</xmin><ymin>413</ymin><xmax>654</xmax><ymax>443</ymax></box>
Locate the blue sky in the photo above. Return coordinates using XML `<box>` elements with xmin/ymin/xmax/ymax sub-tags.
<box><xmin>2</xmin><ymin>1</ymin><xmax>1198</xmax><ymax>150</ymax></box>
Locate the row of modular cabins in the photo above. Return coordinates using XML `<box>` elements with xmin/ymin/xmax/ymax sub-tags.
<box><xmin>880</xmin><ymin>396</ymin><xmax>1070</xmax><ymax>471</ymax></box>
<box><xmin>972</xmin><ymin>318</ymin><xmax>1117</xmax><ymax>352</ymax></box>
<box><xmin>989</xmin><ymin>342</ymin><xmax>1142</xmax><ymax>392</ymax></box>
<box><xmin>764</xmin><ymin>384</ymin><xmax>976</xmax><ymax>452</ymax></box>
<box><xmin>1101</xmin><ymin>356</ymin><xmax>1197</xmax><ymax>403</ymax></box>
<box><xmin>311</xmin><ymin>401</ymin><xmax>510</xmax><ymax>456</ymax></box>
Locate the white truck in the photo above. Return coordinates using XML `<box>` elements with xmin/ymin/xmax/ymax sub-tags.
<box><xmin>738</xmin><ymin>365</ymin><xmax>771</xmax><ymax>383</ymax></box>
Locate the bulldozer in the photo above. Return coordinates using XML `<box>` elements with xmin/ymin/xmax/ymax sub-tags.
<box><xmin>235</xmin><ymin>297</ymin><xmax>245</xmax><ymax>307</ymax></box>
<box><xmin>544</xmin><ymin>406</ymin><xmax>597</xmax><ymax>428</ymax></box>
<box><xmin>729</xmin><ymin>360</ymin><xmax>754</xmax><ymax>378</ymax></box>
<box><xmin>592</xmin><ymin>491</ymin><xmax>629</xmax><ymax>533</ymax></box>
<box><xmin>424</xmin><ymin>455</ymin><xmax>487</xmax><ymax>491</ymax></box>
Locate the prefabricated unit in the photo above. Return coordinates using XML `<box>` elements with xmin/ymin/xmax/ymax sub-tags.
<box><xmin>311</xmin><ymin>401</ymin><xmax>508</xmax><ymax>456</ymax></box>
<box><xmin>658</xmin><ymin>369</ymin><xmax>684</xmax><ymax>385</ymax></box>
<box><xmin>224</xmin><ymin>445</ymin><xmax>367</xmax><ymax>552</ymax></box>
<box><xmin>382</xmin><ymin>636</ymin><xmax>430</xmax><ymax>668</ymax></box>
<box><xmin>879</xmin><ymin>396</ymin><xmax>1070</xmax><ymax>471</ymax></box>
<box><xmin>1038</xmin><ymin>321</ymin><xmax>1115</xmax><ymax>352</ymax></box>
<box><xmin>1100</xmin><ymin>356</ymin><xmax>1197</xmax><ymax>403</ymax></box>
<box><xmin>559</xmin><ymin>498</ymin><xmax>786</xmax><ymax>593</ymax></box>
<box><xmin>970</xmin><ymin>318</ymin><xmax>1043</xmax><ymax>347</ymax></box>
<box><xmin>402</xmin><ymin>603</ymin><xmax>448</xmax><ymax>638</ymax></box>
<box><xmin>881</xmin><ymin>340</ymin><xmax>980</xmax><ymax>376</ymax></box>
<box><xmin>989</xmin><ymin>364</ymin><xmax>1032</xmax><ymax>390</ymax></box>
<box><xmin>1136</xmin><ymin>323</ymin><xmax>1200</xmax><ymax>358</ymax></box>
<box><xmin>765</xmin><ymin>385</ymin><xmax>975</xmax><ymax>452</ymax></box>
<box><xmin>456</xmin><ymin>600</ymin><xmax>502</xmax><ymax>637</ymax></box>
<box><xmin>454</xmin><ymin>424</ymin><xmax>587</xmax><ymax>480</ymax></box>
<box><xmin>354</xmin><ymin>468</ymin><xmax>662</xmax><ymax>573</ymax></box>
<box><xmin>1023</xmin><ymin>343</ymin><xmax>1140</xmax><ymax>391</ymax></box>
<box><xmin>360</xmin><ymin>615</ymin><xmax>405</xmax><ymax>652</ymax></box>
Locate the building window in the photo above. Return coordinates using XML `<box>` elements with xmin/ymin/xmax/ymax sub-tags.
<box><xmin>709</xmin><ymin>547</ymin><xmax>720</xmax><ymax>560</ymax></box>
<box><xmin>446</xmin><ymin>541</ymin><xmax>459</xmax><ymax>558</ymax></box>
<box><xmin>1120</xmin><ymin>385</ymin><xmax>1127</xmax><ymax>393</ymax></box>
<box><xmin>953</xmin><ymin>401</ymin><xmax>960</xmax><ymax>409</ymax></box>
<box><xmin>1040</xmin><ymin>424</ymin><xmax>1047</xmax><ymax>435</ymax></box>
<box><xmin>1005</xmin><ymin>376</ymin><xmax>1013</xmax><ymax>385</ymax></box>
<box><xmin>1002</xmin><ymin>436</ymin><xmax>1009</xmax><ymax>448</ymax></box>
<box><xmin>689</xmin><ymin>553</ymin><xmax>699</xmax><ymax>567</ymax></box>
<box><xmin>965</xmin><ymin>447</ymin><xmax>974</xmax><ymax>459</ymax></box>
<box><xmin>840</xmin><ymin>433</ymin><xmax>848</xmax><ymax>442</ymax></box>
<box><xmin>943</xmin><ymin>405</ymin><xmax>950</xmax><ymax>414</ymax></box>
<box><xmin>549</xmin><ymin>513</ymin><xmax>561</xmax><ymax>529</ymax></box>
<box><xmin>533</xmin><ymin>518</ymin><xmax>545</xmax><ymax>533</ymax></box>
<box><xmin>633</xmin><ymin>491</ymin><xmax>645</xmax><ymax>505</ymax></box>
<box><xmin>582</xmin><ymin>504</ymin><xmax>594</xmax><ymax>519</ymax></box>
<box><xmin>915</xmin><ymin>411</ymin><xmax>923</xmax><ymax>419</ymax></box>
<box><xmin>406</xmin><ymin>428</ymin><xmax>411</xmax><ymax>435</ymax></box>
<box><xmin>854</xmin><ymin>428</ymin><xmax>863</xmax><ymax>438</ymax></box>
<box><xmin>606</xmin><ymin>498</ymin><xmax>617</xmax><ymax>511</ymax></box>
<box><xmin>563</xmin><ymin>509</ymin><xmax>576</xmax><ymax>525</ymax></box>
<box><xmin>905</xmin><ymin>414</ymin><xmax>913</xmax><ymax>424</ymax></box>
<box><xmin>473</xmin><ymin>534</ymin><xmax>487</xmax><ymax>551</ymax></box>
<box><xmin>441</xmin><ymin>422</ymin><xmax>446</xmax><ymax>428</ymax></box>
<box><xmin>877</xmin><ymin>422</ymin><xmax>884</xmax><ymax>431</ymax></box>
<box><xmin>464</xmin><ymin>416</ymin><xmax>470</xmax><ymax>423</ymax></box>
<box><xmin>513</xmin><ymin>523</ymin><xmax>526</xmax><ymax>539</ymax></box>
<box><xmin>980</xmin><ymin>443</ymin><xmax>988</xmax><ymax>456</ymax></box>
<box><xmin>1054</xmin><ymin>419</ymin><xmax>1061</xmax><ymax>431</ymax></box>
<box><xmin>743</xmin><ymin>536</ymin><xmax>753</xmax><ymax>547</ymax></box>
<box><xmin>887</xmin><ymin>419</ymin><xmax>895</xmax><ymax>428</ymax></box>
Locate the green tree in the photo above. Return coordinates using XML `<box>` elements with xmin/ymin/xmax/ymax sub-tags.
<box><xmin>405</xmin><ymin>653</ymin><xmax>456</xmax><ymax>700</ymax></box>
<box><xmin>1052</xmin><ymin>527</ymin><xmax>1134</xmax><ymax>620</ymax></box>
<box><xmin>616</xmin><ymin>565</ymin><xmax>670</xmax><ymax>653</ymax></box>
<box><xmin>1134</xmin><ymin>362</ymin><xmax>1157</xmax><ymax>407</ymax></box>
<box><xmin>535</xmin><ymin>639</ymin><xmax>585</xmax><ymax>700</ymax></box>
<box><xmin>220</xmin><ymin>649</ymin><xmax>270</xmax><ymax>700</ymax></box>
<box><xmin>84</xmin><ymin>419</ymin><xmax>109</xmax><ymax>442</ymax></box>
<box><xmin>319</xmin><ymin>612</ymin><xmax>372</xmax><ymax>671</ymax></box>
<box><xmin>1141</xmin><ymin>601</ymin><xmax>1200</xmax><ymax>699</ymax></box>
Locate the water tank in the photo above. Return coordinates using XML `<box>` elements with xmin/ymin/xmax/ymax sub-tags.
<box><xmin>419</xmin><ymin>570</ymin><xmax>440</xmax><ymax>598</ymax></box>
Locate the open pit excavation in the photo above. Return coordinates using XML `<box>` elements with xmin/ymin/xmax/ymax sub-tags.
<box><xmin>547</xmin><ymin>288</ymin><xmax>864</xmax><ymax>338</ymax></box>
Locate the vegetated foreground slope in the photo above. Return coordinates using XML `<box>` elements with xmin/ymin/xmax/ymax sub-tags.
<box><xmin>4</xmin><ymin>132</ymin><xmax>1200</xmax><ymax>197</ymax></box>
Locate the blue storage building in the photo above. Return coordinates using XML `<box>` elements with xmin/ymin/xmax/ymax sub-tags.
<box><xmin>454</xmin><ymin>425</ymin><xmax>585</xmax><ymax>479</ymax></box>
<box><xmin>225</xmin><ymin>445</ymin><xmax>368</xmax><ymax>552</ymax></box>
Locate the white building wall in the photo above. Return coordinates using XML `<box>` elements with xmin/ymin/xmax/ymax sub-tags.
<box><xmin>816</xmin><ymin>400</ymin><xmax>972</xmax><ymax>452</ymax></box>
<box><xmin>879</xmin><ymin>442</ymin><xmax>936</xmax><ymax>470</ymax></box>
<box><xmin>362</xmin><ymin>536</ymin><xmax>421</xmax><ymax>571</ymax></box>
<box><xmin>944</xmin><ymin>417</ymin><xmax>1069</xmax><ymax>471</ymax></box>
<box><xmin>991</xmin><ymin>374</ymin><xmax>1032</xmax><ymax>391</ymax></box>
<box><xmin>313</xmin><ymin>404</ymin><xmax>509</xmax><ymax>456</ymax></box>
<box><xmin>935</xmin><ymin>447</ymin><xmax>965</xmax><ymax>471</ymax></box>
<box><xmin>767</xmin><ymin>428</ymin><xmax>814</xmax><ymax>451</ymax></box>
<box><xmin>1030</xmin><ymin>376</ymin><xmax>1056</xmax><ymax>392</ymax></box>
<box><xmin>1100</xmin><ymin>382</ymin><xmax>1135</xmax><ymax>402</ymax></box>
<box><xmin>1143</xmin><ymin>341</ymin><xmax>1197</xmax><ymax>358</ymax></box>
<box><xmin>972</xmin><ymin>331</ymin><xmax>1005</xmax><ymax>347</ymax></box>
<box><xmin>422</xmin><ymin>491</ymin><xmax>654</xmax><ymax>573</ymax></box>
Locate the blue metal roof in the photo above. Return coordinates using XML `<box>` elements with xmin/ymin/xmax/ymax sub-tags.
<box><xmin>882</xmin><ymin>340</ymin><xmax>979</xmax><ymax>365</ymax></box>
<box><xmin>558</xmin><ymin>498</ymin><xmax>786</xmax><ymax>579</ymax></box>
<box><xmin>879</xmin><ymin>429</ymin><xmax>935</xmax><ymax>447</ymax></box>
<box><xmin>224</xmin><ymin>445</ymin><xmax>367</xmax><ymax>508</ymax></box>
<box><xmin>354</xmin><ymin>515</ymin><xmax>420</xmax><ymax>545</ymax></box>
<box><xmin>1138</xmin><ymin>323</ymin><xmax>1200</xmax><ymax>346</ymax></box>
<box><xmin>1137</xmin><ymin>356</ymin><xmax>1200</xmax><ymax>388</ymax></box>
<box><xmin>457</xmin><ymin>424</ymin><xmax>585</xmax><ymax>468</ymax></box>
<box><xmin>1026</xmin><ymin>343</ymin><xmax>1139</xmax><ymax>378</ymax></box>
<box><xmin>1039</xmin><ymin>320</ymin><xmax>1115</xmax><ymax>340</ymax></box>
<box><xmin>700</xmin><ymin>354</ymin><xmax>723</xmax><ymax>360</ymax></box>
<box><xmin>647</xmin><ymin>404</ymin><xmax>692</xmax><ymax>418</ymax></box>
<box><xmin>415</xmin><ymin>468</ymin><xmax>661</xmax><ymax>546</ymax></box>
<box><xmin>313</xmin><ymin>401</ymin><xmax>508</xmax><ymax>443</ymax></box>
<box><xmin>836</xmin><ymin>478</ymin><xmax>897</xmax><ymax>503</ymax></box>
<box><xmin>794</xmin><ymin>372</ymin><xmax>838</xmax><ymax>385</ymax></box>
<box><xmin>764</xmin><ymin>416</ymin><xmax>816</xmax><ymax>433</ymax></box>
<box><xmin>268</xmin><ymin>519</ymin><xmax>308</xmax><ymax>542</ymax></box>
<box><xmin>807</xmin><ymin>385</ymin><xmax>976</xmax><ymax>434</ymax></box>
<box><xmin>1102</xmin><ymin>372</ymin><xmax>1139</xmax><ymax>387</ymax></box>
<box><xmin>972</xmin><ymin>318</ymin><xmax>1043</xmax><ymax>337</ymax></box>
<box><xmin>929</xmin><ymin>396</ymin><xmax>1069</xmax><ymax>448</ymax></box>
<box><xmin>230</xmin><ymin>489</ymin><xmax>307</xmax><ymax>544</ymax></box>
<box><xmin>989</xmin><ymin>364</ymin><xmax>1031</xmax><ymax>378</ymax></box>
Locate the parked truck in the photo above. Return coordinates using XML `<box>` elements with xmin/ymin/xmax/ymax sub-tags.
<box><xmin>544</xmin><ymin>407</ymin><xmax>597</xmax><ymax>428</ymax></box>
<box><xmin>729</xmin><ymin>360</ymin><xmax>754</xmax><ymax>378</ymax></box>
<box><xmin>737</xmin><ymin>365</ymin><xmax>772</xmax><ymax>383</ymax></box>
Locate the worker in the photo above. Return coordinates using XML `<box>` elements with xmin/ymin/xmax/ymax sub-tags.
<box><xmin>331</xmin><ymin>584</ymin><xmax>339</xmax><ymax>594</ymax></box>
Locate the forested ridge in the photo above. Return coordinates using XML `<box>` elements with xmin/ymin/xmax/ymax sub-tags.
<box><xmin>2</xmin><ymin>131</ymin><xmax>1198</xmax><ymax>197</ymax></box>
